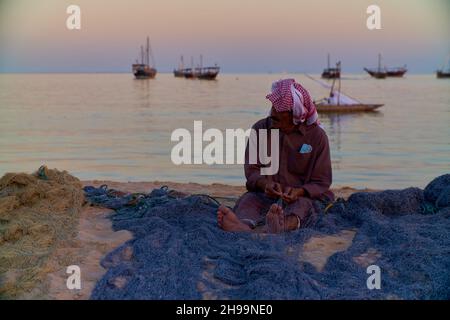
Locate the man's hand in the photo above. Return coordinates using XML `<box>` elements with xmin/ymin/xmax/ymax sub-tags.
<box><xmin>265</xmin><ymin>182</ymin><xmax>283</xmax><ymax>198</ymax></box>
<box><xmin>281</xmin><ymin>187</ymin><xmax>305</xmax><ymax>203</ymax></box>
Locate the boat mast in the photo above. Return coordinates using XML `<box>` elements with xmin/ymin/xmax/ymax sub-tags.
<box><xmin>441</xmin><ymin>54</ymin><xmax>450</xmax><ymax>72</ymax></box>
<box><xmin>447</xmin><ymin>54</ymin><xmax>450</xmax><ymax>72</ymax></box>
<box><xmin>327</xmin><ymin>53</ymin><xmax>330</xmax><ymax>69</ymax></box>
<box><xmin>337</xmin><ymin>66</ymin><xmax>341</xmax><ymax>106</ymax></box>
<box><xmin>146</xmin><ymin>37</ymin><xmax>150</xmax><ymax>66</ymax></box>
<box><xmin>181</xmin><ymin>55</ymin><xmax>184</xmax><ymax>70</ymax></box>
<box><xmin>147</xmin><ymin>37</ymin><xmax>156</xmax><ymax>68</ymax></box>
<box><xmin>200</xmin><ymin>54</ymin><xmax>203</xmax><ymax>69</ymax></box>
<box><xmin>378</xmin><ymin>53</ymin><xmax>382</xmax><ymax>72</ymax></box>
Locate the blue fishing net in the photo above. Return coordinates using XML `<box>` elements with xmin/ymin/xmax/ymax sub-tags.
<box><xmin>84</xmin><ymin>174</ymin><xmax>450</xmax><ymax>300</ymax></box>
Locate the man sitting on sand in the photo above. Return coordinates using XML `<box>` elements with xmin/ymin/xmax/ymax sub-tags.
<box><xmin>217</xmin><ymin>79</ymin><xmax>333</xmax><ymax>233</ymax></box>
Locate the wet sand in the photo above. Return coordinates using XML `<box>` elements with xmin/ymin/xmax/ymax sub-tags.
<box><xmin>43</xmin><ymin>180</ymin><xmax>376</xmax><ymax>300</ymax></box>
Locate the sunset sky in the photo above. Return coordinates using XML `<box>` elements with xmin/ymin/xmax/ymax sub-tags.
<box><xmin>0</xmin><ymin>0</ymin><xmax>449</xmax><ymax>73</ymax></box>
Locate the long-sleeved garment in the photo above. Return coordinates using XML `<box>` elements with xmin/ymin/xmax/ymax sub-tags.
<box><xmin>244</xmin><ymin>116</ymin><xmax>334</xmax><ymax>201</ymax></box>
<box><xmin>234</xmin><ymin>117</ymin><xmax>333</xmax><ymax>229</ymax></box>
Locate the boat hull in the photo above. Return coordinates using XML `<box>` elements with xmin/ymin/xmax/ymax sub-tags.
<box><xmin>173</xmin><ymin>70</ymin><xmax>184</xmax><ymax>77</ymax></box>
<box><xmin>316</xmin><ymin>103</ymin><xmax>384</xmax><ymax>113</ymax></box>
<box><xmin>437</xmin><ymin>71</ymin><xmax>450</xmax><ymax>78</ymax></box>
<box><xmin>134</xmin><ymin>72</ymin><xmax>157</xmax><ymax>79</ymax></box>
<box><xmin>321</xmin><ymin>69</ymin><xmax>340</xmax><ymax>79</ymax></box>
<box><xmin>386</xmin><ymin>70</ymin><xmax>407</xmax><ymax>77</ymax></box>
<box><xmin>364</xmin><ymin>68</ymin><xmax>387</xmax><ymax>79</ymax></box>
<box><xmin>385</xmin><ymin>66</ymin><xmax>408</xmax><ymax>77</ymax></box>
<box><xmin>197</xmin><ymin>71</ymin><xmax>219</xmax><ymax>80</ymax></box>
<box><xmin>132</xmin><ymin>64</ymin><xmax>157</xmax><ymax>79</ymax></box>
<box><xmin>175</xmin><ymin>67</ymin><xmax>220</xmax><ymax>80</ymax></box>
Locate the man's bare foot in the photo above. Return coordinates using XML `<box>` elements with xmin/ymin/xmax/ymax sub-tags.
<box><xmin>217</xmin><ymin>205</ymin><xmax>251</xmax><ymax>232</ymax></box>
<box><xmin>265</xmin><ymin>204</ymin><xmax>285</xmax><ymax>234</ymax></box>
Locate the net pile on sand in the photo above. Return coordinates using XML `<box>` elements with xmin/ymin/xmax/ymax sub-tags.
<box><xmin>84</xmin><ymin>174</ymin><xmax>450</xmax><ymax>300</ymax></box>
<box><xmin>0</xmin><ymin>166</ymin><xmax>84</xmax><ymax>299</ymax></box>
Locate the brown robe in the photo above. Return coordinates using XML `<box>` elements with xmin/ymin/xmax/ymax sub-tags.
<box><xmin>233</xmin><ymin>117</ymin><xmax>333</xmax><ymax>227</ymax></box>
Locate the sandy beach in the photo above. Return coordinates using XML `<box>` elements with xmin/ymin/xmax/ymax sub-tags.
<box><xmin>1</xmin><ymin>167</ymin><xmax>449</xmax><ymax>300</ymax></box>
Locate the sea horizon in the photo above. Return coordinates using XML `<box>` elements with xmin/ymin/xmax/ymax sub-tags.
<box><xmin>0</xmin><ymin>71</ymin><xmax>445</xmax><ymax>75</ymax></box>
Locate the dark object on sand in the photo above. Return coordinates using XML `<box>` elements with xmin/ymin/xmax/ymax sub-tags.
<box><xmin>85</xmin><ymin>174</ymin><xmax>450</xmax><ymax>300</ymax></box>
<box><xmin>132</xmin><ymin>37</ymin><xmax>157</xmax><ymax>79</ymax></box>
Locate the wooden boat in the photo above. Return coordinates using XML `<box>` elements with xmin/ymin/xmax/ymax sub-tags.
<box><xmin>174</xmin><ymin>55</ymin><xmax>220</xmax><ymax>80</ymax></box>
<box><xmin>386</xmin><ymin>66</ymin><xmax>407</xmax><ymax>77</ymax></box>
<box><xmin>364</xmin><ymin>68</ymin><xmax>387</xmax><ymax>79</ymax></box>
<box><xmin>173</xmin><ymin>69</ymin><xmax>184</xmax><ymax>77</ymax></box>
<box><xmin>364</xmin><ymin>54</ymin><xmax>387</xmax><ymax>79</ymax></box>
<box><xmin>305</xmin><ymin>74</ymin><xmax>384</xmax><ymax>113</ymax></box>
<box><xmin>182</xmin><ymin>68</ymin><xmax>195</xmax><ymax>78</ymax></box>
<box><xmin>133</xmin><ymin>64</ymin><xmax>157</xmax><ymax>79</ymax></box>
<box><xmin>322</xmin><ymin>67</ymin><xmax>340</xmax><ymax>79</ymax></box>
<box><xmin>436</xmin><ymin>70</ymin><xmax>450</xmax><ymax>78</ymax></box>
<box><xmin>132</xmin><ymin>37</ymin><xmax>157</xmax><ymax>79</ymax></box>
<box><xmin>436</xmin><ymin>56</ymin><xmax>450</xmax><ymax>78</ymax></box>
<box><xmin>321</xmin><ymin>54</ymin><xmax>341</xmax><ymax>79</ymax></box>
<box><xmin>173</xmin><ymin>56</ymin><xmax>185</xmax><ymax>77</ymax></box>
<box><xmin>316</xmin><ymin>103</ymin><xmax>383</xmax><ymax>112</ymax></box>
<box><xmin>196</xmin><ymin>66</ymin><xmax>220</xmax><ymax>80</ymax></box>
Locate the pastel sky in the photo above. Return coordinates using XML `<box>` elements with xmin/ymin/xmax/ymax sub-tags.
<box><xmin>0</xmin><ymin>0</ymin><xmax>449</xmax><ymax>73</ymax></box>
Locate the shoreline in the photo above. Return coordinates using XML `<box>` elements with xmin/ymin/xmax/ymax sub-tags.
<box><xmin>81</xmin><ymin>179</ymin><xmax>378</xmax><ymax>200</ymax></box>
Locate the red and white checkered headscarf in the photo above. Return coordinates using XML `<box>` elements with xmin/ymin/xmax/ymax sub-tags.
<box><xmin>266</xmin><ymin>79</ymin><xmax>319</xmax><ymax>126</ymax></box>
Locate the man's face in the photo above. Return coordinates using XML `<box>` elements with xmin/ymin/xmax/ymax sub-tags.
<box><xmin>270</xmin><ymin>107</ymin><xmax>294</xmax><ymax>132</ymax></box>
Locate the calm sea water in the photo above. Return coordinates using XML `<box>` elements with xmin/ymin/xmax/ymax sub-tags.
<box><xmin>0</xmin><ymin>73</ymin><xmax>448</xmax><ymax>189</ymax></box>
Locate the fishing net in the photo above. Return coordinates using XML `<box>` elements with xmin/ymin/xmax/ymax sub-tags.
<box><xmin>0</xmin><ymin>166</ymin><xmax>84</xmax><ymax>299</ymax></box>
<box><xmin>85</xmin><ymin>174</ymin><xmax>450</xmax><ymax>300</ymax></box>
